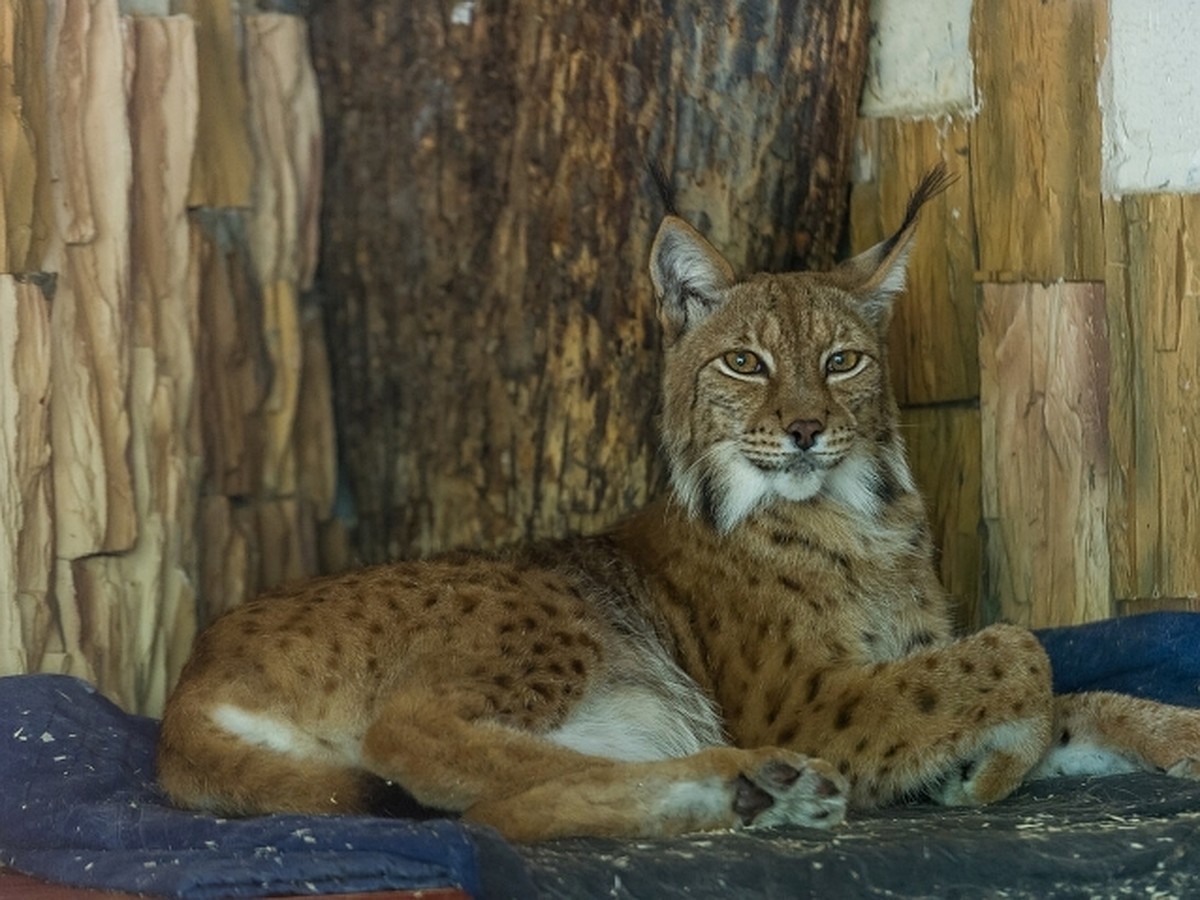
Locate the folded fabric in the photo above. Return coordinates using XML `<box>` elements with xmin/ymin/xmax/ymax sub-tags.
<box><xmin>1036</xmin><ymin>611</ymin><xmax>1200</xmax><ymax>708</ymax></box>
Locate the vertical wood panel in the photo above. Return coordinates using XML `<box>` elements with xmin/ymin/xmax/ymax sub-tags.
<box><xmin>199</xmin><ymin>495</ymin><xmax>252</xmax><ymax>624</ymax></box>
<box><xmin>0</xmin><ymin>277</ymin><xmax>54</xmax><ymax>676</ymax></box>
<box><xmin>259</xmin><ymin>279</ymin><xmax>302</xmax><ymax>495</ymax></box>
<box><xmin>51</xmin><ymin>560</ymin><xmax>95</xmax><ymax>684</ymax></box>
<box><xmin>979</xmin><ymin>282</ymin><xmax>1111</xmax><ymax>627</ymax></box>
<box><xmin>1104</xmin><ymin>198</ymin><xmax>1137</xmax><ymax>603</ymax></box>
<box><xmin>1107</xmin><ymin>193</ymin><xmax>1200</xmax><ymax>605</ymax></box>
<box><xmin>852</xmin><ymin>117</ymin><xmax>982</xmax><ymax>630</ymax></box>
<box><xmin>243</xmin><ymin>15</ymin><xmax>323</xmax><ymax>501</ymax></box>
<box><xmin>197</xmin><ymin>496</ymin><xmax>321</xmax><ymax>628</ymax></box>
<box><xmin>172</xmin><ymin>0</ymin><xmax>254</xmax><ymax>207</ymax></box>
<box><xmin>295</xmin><ymin>309</ymin><xmax>338</xmax><ymax>519</ymax></box>
<box><xmin>244</xmin><ymin>13</ymin><xmax>322</xmax><ymax>290</ymax></box>
<box><xmin>0</xmin><ymin>1</ymin><xmax>51</xmax><ymax>273</ymax></box>
<box><xmin>861</xmin><ymin>1</ymin><xmax>1198</xmax><ymax>628</ymax></box>
<box><xmin>901</xmin><ymin>404</ymin><xmax>982</xmax><ymax>632</ymax></box>
<box><xmin>246</xmin><ymin>498</ymin><xmax>320</xmax><ymax>591</ymax></box>
<box><xmin>970</xmin><ymin>0</ymin><xmax>1105</xmax><ymax>282</ymax></box>
<box><xmin>73</xmin><ymin>14</ymin><xmax>202</xmax><ymax>714</ymax></box>
<box><xmin>46</xmin><ymin>0</ymin><xmax>136</xmax><ymax>558</ymax></box>
<box><xmin>851</xmin><ymin>116</ymin><xmax>976</xmax><ymax>405</ymax></box>
<box><xmin>183</xmin><ymin>11</ymin><xmax>333</xmax><ymax>631</ymax></box>
<box><xmin>195</xmin><ymin>212</ymin><xmax>269</xmax><ymax>498</ymax></box>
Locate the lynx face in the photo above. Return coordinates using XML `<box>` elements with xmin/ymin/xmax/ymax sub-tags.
<box><xmin>658</xmin><ymin>272</ymin><xmax>905</xmax><ymax>532</ymax></box>
<box><xmin>649</xmin><ymin>204</ymin><xmax>928</xmax><ymax>532</ymax></box>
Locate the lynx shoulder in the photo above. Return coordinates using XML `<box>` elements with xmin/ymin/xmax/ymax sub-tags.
<box><xmin>159</xmin><ymin>168</ymin><xmax>1200</xmax><ymax>841</ymax></box>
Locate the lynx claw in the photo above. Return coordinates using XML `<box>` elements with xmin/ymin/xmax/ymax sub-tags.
<box><xmin>736</xmin><ymin>754</ymin><xmax>847</xmax><ymax>830</ymax></box>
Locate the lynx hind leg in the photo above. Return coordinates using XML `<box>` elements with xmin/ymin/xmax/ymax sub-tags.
<box><xmin>1030</xmin><ymin>692</ymin><xmax>1200</xmax><ymax>781</ymax></box>
<box><xmin>362</xmin><ymin>686</ymin><xmax>846</xmax><ymax>841</ymax></box>
<box><xmin>157</xmin><ymin>690</ymin><xmax>374</xmax><ymax>816</ymax></box>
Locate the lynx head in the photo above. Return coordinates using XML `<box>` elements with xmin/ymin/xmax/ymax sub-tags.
<box><xmin>649</xmin><ymin>168</ymin><xmax>950</xmax><ymax>532</ymax></box>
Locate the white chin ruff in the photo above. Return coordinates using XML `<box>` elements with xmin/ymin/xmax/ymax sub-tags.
<box><xmin>677</xmin><ymin>445</ymin><xmax>882</xmax><ymax>532</ymax></box>
<box><xmin>710</xmin><ymin>454</ymin><xmax>772</xmax><ymax>532</ymax></box>
<box><xmin>772</xmin><ymin>468</ymin><xmax>823</xmax><ymax>503</ymax></box>
<box><xmin>822</xmin><ymin>452</ymin><xmax>883</xmax><ymax>519</ymax></box>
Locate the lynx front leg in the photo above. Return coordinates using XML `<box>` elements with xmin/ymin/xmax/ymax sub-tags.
<box><xmin>1030</xmin><ymin>692</ymin><xmax>1200</xmax><ymax>781</ymax></box>
<box><xmin>363</xmin><ymin>685</ymin><xmax>847</xmax><ymax>841</ymax></box>
<box><xmin>917</xmin><ymin>627</ymin><xmax>1056</xmax><ymax>806</ymax></box>
<box><xmin>466</xmin><ymin>747</ymin><xmax>847</xmax><ymax>842</ymax></box>
<box><xmin>762</xmin><ymin>624</ymin><xmax>1055</xmax><ymax>808</ymax></box>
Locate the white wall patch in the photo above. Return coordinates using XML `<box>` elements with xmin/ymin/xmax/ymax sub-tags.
<box><xmin>1102</xmin><ymin>0</ymin><xmax>1200</xmax><ymax>195</ymax></box>
<box><xmin>860</xmin><ymin>0</ymin><xmax>976</xmax><ymax>119</ymax></box>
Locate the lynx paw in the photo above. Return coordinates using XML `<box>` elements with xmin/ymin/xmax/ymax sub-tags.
<box><xmin>930</xmin><ymin>747</ymin><xmax>1032</xmax><ymax>806</ymax></box>
<box><xmin>930</xmin><ymin>719</ymin><xmax>1048</xmax><ymax>806</ymax></box>
<box><xmin>734</xmin><ymin>753</ymin><xmax>847</xmax><ymax>829</ymax></box>
<box><xmin>1166</xmin><ymin>757</ymin><xmax>1200</xmax><ymax>779</ymax></box>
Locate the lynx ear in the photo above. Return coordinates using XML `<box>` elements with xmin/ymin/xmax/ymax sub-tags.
<box><xmin>831</xmin><ymin>165</ymin><xmax>954</xmax><ymax>330</ymax></box>
<box><xmin>650</xmin><ymin>216</ymin><xmax>735</xmax><ymax>341</ymax></box>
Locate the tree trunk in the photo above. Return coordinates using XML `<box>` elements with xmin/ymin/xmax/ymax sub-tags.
<box><xmin>307</xmin><ymin>0</ymin><xmax>870</xmax><ymax>561</ymax></box>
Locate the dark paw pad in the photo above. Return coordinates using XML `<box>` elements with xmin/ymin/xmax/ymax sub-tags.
<box><xmin>758</xmin><ymin>759</ymin><xmax>801</xmax><ymax>790</ymax></box>
<box><xmin>732</xmin><ymin>773</ymin><xmax>774</xmax><ymax>825</ymax></box>
<box><xmin>815</xmin><ymin>775</ymin><xmax>841</xmax><ymax>798</ymax></box>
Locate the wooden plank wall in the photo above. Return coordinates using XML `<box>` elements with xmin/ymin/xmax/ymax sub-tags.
<box><xmin>852</xmin><ymin>0</ymin><xmax>1200</xmax><ymax>629</ymax></box>
<box><xmin>0</xmin><ymin>0</ymin><xmax>340</xmax><ymax>714</ymax></box>
<box><xmin>1107</xmin><ymin>195</ymin><xmax>1200</xmax><ymax>615</ymax></box>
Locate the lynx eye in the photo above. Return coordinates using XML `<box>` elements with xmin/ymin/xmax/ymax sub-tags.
<box><xmin>722</xmin><ymin>349</ymin><xmax>766</xmax><ymax>376</ymax></box>
<box><xmin>825</xmin><ymin>350</ymin><xmax>863</xmax><ymax>376</ymax></box>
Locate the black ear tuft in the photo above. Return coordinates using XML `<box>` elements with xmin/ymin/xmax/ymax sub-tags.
<box><xmin>647</xmin><ymin>160</ymin><xmax>678</xmax><ymax>216</ymax></box>
<box><xmin>877</xmin><ymin>163</ymin><xmax>956</xmax><ymax>264</ymax></box>
<box><xmin>828</xmin><ymin>164</ymin><xmax>955</xmax><ymax>330</ymax></box>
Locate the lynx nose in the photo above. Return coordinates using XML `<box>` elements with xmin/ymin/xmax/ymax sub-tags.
<box><xmin>786</xmin><ymin>419</ymin><xmax>824</xmax><ymax>451</ymax></box>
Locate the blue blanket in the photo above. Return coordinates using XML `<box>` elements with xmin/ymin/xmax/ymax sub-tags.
<box><xmin>1</xmin><ymin>612</ymin><xmax>1198</xmax><ymax>898</ymax></box>
<box><xmin>1036</xmin><ymin>612</ymin><xmax>1200</xmax><ymax>707</ymax></box>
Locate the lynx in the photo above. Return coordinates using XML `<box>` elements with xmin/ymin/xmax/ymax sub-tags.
<box><xmin>159</xmin><ymin>169</ymin><xmax>1200</xmax><ymax>842</ymax></box>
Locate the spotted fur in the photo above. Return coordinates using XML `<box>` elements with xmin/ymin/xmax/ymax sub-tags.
<box><xmin>159</xmin><ymin>168</ymin><xmax>1200</xmax><ymax>841</ymax></box>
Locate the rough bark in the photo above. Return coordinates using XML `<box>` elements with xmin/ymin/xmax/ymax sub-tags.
<box><xmin>307</xmin><ymin>0</ymin><xmax>870</xmax><ymax>561</ymax></box>
<box><xmin>170</xmin><ymin>0</ymin><xmax>255</xmax><ymax>207</ymax></box>
<box><xmin>74</xmin><ymin>14</ymin><xmax>204</xmax><ymax>714</ymax></box>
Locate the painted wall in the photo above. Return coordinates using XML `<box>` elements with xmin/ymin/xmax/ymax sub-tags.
<box><xmin>859</xmin><ymin>0</ymin><xmax>974</xmax><ymax>118</ymax></box>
